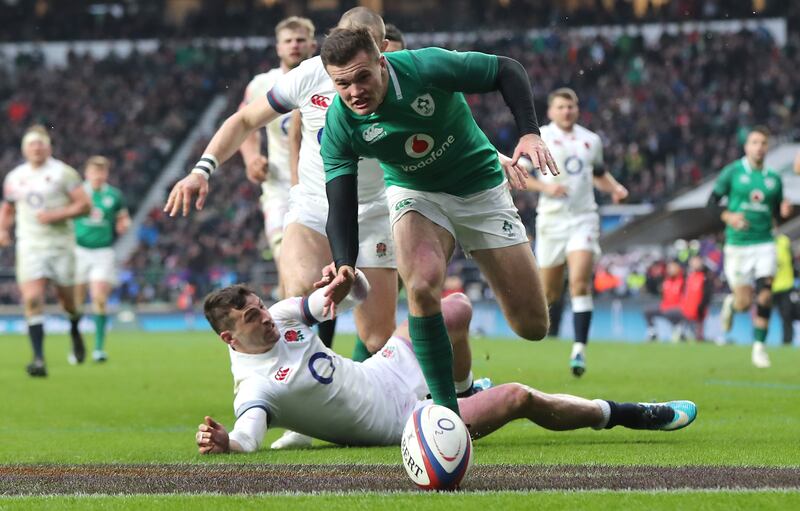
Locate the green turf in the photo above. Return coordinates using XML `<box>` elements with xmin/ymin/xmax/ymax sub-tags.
<box><xmin>1</xmin><ymin>491</ymin><xmax>799</xmax><ymax>511</ymax></box>
<box><xmin>2</xmin><ymin>331</ymin><xmax>799</xmax><ymax>466</ymax></box>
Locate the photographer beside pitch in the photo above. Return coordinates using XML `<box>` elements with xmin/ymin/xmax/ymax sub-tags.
<box><xmin>195</xmin><ymin>273</ymin><xmax>696</xmax><ymax>454</ymax></box>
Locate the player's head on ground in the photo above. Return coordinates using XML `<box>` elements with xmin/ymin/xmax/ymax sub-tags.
<box><xmin>21</xmin><ymin>124</ymin><xmax>52</xmax><ymax>166</ymax></box>
<box><xmin>744</xmin><ymin>126</ymin><xmax>769</xmax><ymax>166</ymax></box>
<box><xmin>337</xmin><ymin>6</ymin><xmax>387</xmax><ymax>51</ymax></box>
<box><xmin>204</xmin><ymin>285</ymin><xmax>280</xmax><ymax>354</ymax></box>
<box><xmin>84</xmin><ymin>155</ymin><xmax>111</xmax><ymax>189</ymax></box>
<box><xmin>384</xmin><ymin>23</ymin><xmax>405</xmax><ymax>52</ymax></box>
<box><xmin>275</xmin><ymin>16</ymin><xmax>317</xmax><ymax>69</ymax></box>
<box><xmin>322</xmin><ymin>28</ymin><xmax>387</xmax><ymax>116</ymax></box>
<box><xmin>547</xmin><ymin>87</ymin><xmax>579</xmax><ymax>131</ymax></box>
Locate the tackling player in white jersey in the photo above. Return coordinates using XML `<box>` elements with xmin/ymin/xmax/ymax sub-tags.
<box><xmin>0</xmin><ymin>125</ymin><xmax>91</xmax><ymax>376</ymax></box>
<box><xmin>526</xmin><ymin>88</ymin><xmax>628</xmax><ymax>377</ymax></box>
<box><xmin>195</xmin><ymin>274</ymin><xmax>697</xmax><ymax>454</ymax></box>
<box><xmin>238</xmin><ymin>17</ymin><xmax>317</xmax><ymax>280</ymax></box>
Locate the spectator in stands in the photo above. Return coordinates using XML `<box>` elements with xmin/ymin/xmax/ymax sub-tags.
<box><xmin>680</xmin><ymin>255</ymin><xmax>714</xmax><ymax>341</ymax></box>
<box><xmin>772</xmin><ymin>234</ymin><xmax>797</xmax><ymax>345</ymax></box>
<box><xmin>644</xmin><ymin>261</ymin><xmax>685</xmax><ymax>342</ymax></box>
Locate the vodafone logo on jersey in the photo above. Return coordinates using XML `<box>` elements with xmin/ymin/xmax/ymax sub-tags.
<box><xmin>310</xmin><ymin>94</ymin><xmax>331</xmax><ymax>109</ymax></box>
<box><xmin>405</xmin><ymin>134</ymin><xmax>434</xmax><ymax>158</ymax></box>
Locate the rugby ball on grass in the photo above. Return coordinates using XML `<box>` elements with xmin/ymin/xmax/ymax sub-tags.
<box><xmin>400</xmin><ymin>404</ymin><xmax>473</xmax><ymax>490</ymax></box>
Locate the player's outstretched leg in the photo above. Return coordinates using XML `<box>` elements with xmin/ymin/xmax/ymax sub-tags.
<box><xmin>459</xmin><ymin>383</ymin><xmax>697</xmax><ymax>439</ymax></box>
<box><xmin>395</xmin><ymin>212</ymin><xmax>460</xmax><ymax>415</ymax></box>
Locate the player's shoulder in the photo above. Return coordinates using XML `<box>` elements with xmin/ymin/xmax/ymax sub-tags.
<box><xmin>5</xmin><ymin>161</ymin><xmax>28</xmax><ymax>179</ymax></box>
<box><xmin>287</xmin><ymin>55</ymin><xmax>325</xmax><ymax>83</ymax></box>
<box><xmin>574</xmin><ymin>123</ymin><xmax>600</xmax><ymax>141</ymax></box>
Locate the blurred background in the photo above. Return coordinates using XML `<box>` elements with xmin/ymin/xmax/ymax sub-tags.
<box><xmin>1</xmin><ymin>0</ymin><xmax>798</xmax><ymax>343</ymax></box>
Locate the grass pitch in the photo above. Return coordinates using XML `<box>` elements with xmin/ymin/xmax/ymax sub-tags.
<box><xmin>1</xmin><ymin>329</ymin><xmax>798</xmax><ymax>508</ymax></box>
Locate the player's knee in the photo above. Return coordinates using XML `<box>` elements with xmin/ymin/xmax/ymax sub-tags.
<box><xmin>509</xmin><ymin>314</ymin><xmax>549</xmax><ymax>341</ymax></box>
<box><xmin>24</xmin><ymin>295</ymin><xmax>44</xmax><ymax>313</ymax></box>
<box><xmin>504</xmin><ymin>383</ymin><xmax>535</xmax><ymax>416</ymax></box>
<box><xmin>359</xmin><ymin>327</ymin><xmax>394</xmax><ymax>353</ymax></box>
<box><xmin>544</xmin><ymin>288</ymin><xmax>562</xmax><ymax>306</ymax></box>
<box><xmin>569</xmin><ymin>280</ymin><xmax>591</xmax><ymax>298</ymax></box>
<box><xmin>404</xmin><ymin>277</ymin><xmax>444</xmax><ymax>313</ymax></box>
<box><xmin>442</xmin><ymin>293</ymin><xmax>473</xmax><ymax>333</ymax></box>
<box><xmin>93</xmin><ymin>298</ymin><xmax>107</xmax><ymax>314</ymax></box>
<box><xmin>734</xmin><ymin>294</ymin><xmax>752</xmax><ymax>311</ymax></box>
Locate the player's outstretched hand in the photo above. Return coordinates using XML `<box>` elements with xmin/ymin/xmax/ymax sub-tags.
<box><xmin>497</xmin><ymin>152</ymin><xmax>528</xmax><ymax>190</ymax></box>
<box><xmin>196</xmin><ymin>416</ymin><xmax>230</xmax><ymax>454</ymax></box>
<box><xmin>322</xmin><ymin>265</ymin><xmax>356</xmax><ymax>318</ymax></box>
<box><xmin>313</xmin><ymin>262</ymin><xmax>337</xmax><ymax>289</ymax></box>
<box><xmin>245</xmin><ymin>155</ymin><xmax>269</xmax><ymax>184</ymax></box>
<box><xmin>724</xmin><ymin>212</ymin><xmax>749</xmax><ymax>231</ymax></box>
<box><xmin>512</xmin><ymin>133</ymin><xmax>559</xmax><ymax>177</ymax></box>
<box><xmin>780</xmin><ymin>200</ymin><xmax>793</xmax><ymax>219</ymax></box>
<box><xmin>0</xmin><ymin>229</ymin><xmax>11</xmax><ymax>247</ymax></box>
<box><xmin>164</xmin><ymin>173</ymin><xmax>209</xmax><ymax>217</ymax></box>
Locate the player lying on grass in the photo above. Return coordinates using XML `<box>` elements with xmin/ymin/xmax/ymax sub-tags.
<box><xmin>195</xmin><ymin>273</ymin><xmax>697</xmax><ymax>453</ymax></box>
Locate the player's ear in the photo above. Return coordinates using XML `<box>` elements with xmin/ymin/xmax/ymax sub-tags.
<box><xmin>379</xmin><ymin>39</ymin><xmax>389</xmax><ymax>52</ymax></box>
<box><xmin>219</xmin><ymin>331</ymin><xmax>234</xmax><ymax>347</ymax></box>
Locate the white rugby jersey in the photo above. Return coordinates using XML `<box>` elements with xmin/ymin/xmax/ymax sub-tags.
<box><xmin>2</xmin><ymin>157</ymin><xmax>81</xmax><ymax>248</ymax></box>
<box><xmin>230</xmin><ymin>295</ymin><xmax>400</xmax><ymax>446</ymax></box>
<box><xmin>266</xmin><ymin>55</ymin><xmax>386</xmax><ymax>203</ymax></box>
<box><xmin>536</xmin><ymin>123</ymin><xmax>603</xmax><ymax>216</ymax></box>
<box><xmin>243</xmin><ymin>69</ymin><xmax>292</xmax><ymax>191</ymax></box>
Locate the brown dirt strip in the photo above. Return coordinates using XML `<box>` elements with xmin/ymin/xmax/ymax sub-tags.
<box><xmin>0</xmin><ymin>464</ymin><xmax>798</xmax><ymax>494</ymax></box>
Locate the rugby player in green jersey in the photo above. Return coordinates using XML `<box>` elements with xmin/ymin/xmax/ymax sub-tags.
<box><xmin>318</xmin><ymin>28</ymin><xmax>559</xmax><ymax>414</ymax></box>
<box><xmin>74</xmin><ymin>156</ymin><xmax>130</xmax><ymax>362</ymax></box>
<box><xmin>709</xmin><ymin>127</ymin><xmax>791</xmax><ymax>368</ymax></box>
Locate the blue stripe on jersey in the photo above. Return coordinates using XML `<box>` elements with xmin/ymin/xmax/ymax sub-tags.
<box><xmin>267</xmin><ymin>89</ymin><xmax>291</xmax><ymax>114</ymax></box>
<box><xmin>301</xmin><ymin>297</ymin><xmax>319</xmax><ymax>326</ymax></box>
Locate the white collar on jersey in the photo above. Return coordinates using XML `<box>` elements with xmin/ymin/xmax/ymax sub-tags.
<box><xmin>385</xmin><ymin>57</ymin><xmax>402</xmax><ymax>100</ymax></box>
<box><xmin>741</xmin><ymin>157</ymin><xmax>764</xmax><ymax>173</ymax></box>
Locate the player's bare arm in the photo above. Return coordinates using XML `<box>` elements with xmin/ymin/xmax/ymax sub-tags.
<box><xmin>524</xmin><ymin>175</ymin><xmax>568</xmax><ymax>197</ymax></box>
<box><xmin>36</xmin><ymin>186</ymin><xmax>91</xmax><ymax>224</ymax></box>
<box><xmin>288</xmin><ymin>110</ymin><xmax>302</xmax><ymax>186</ymax></box>
<box><xmin>164</xmin><ymin>96</ymin><xmax>281</xmax><ymax>217</ymax></box>
<box><xmin>593</xmin><ymin>171</ymin><xmax>628</xmax><ymax>203</ymax></box>
<box><xmin>239</xmin><ymin>129</ymin><xmax>268</xmax><ymax>184</ymax></box>
<box><xmin>115</xmin><ymin>209</ymin><xmax>131</xmax><ymax>235</ymax></box>
<box><xmin>0</xmin><ymin>201</ymin><xmax>14</xmax><ymax>246</ymax></box>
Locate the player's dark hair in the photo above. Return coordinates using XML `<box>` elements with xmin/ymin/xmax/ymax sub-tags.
<box><xmin>321</xmin><ymin>27</ymin><xmax>380</xmax><ymax>68</ymax></box>
<box><xmin>385</xmin><ymin>23</ymin><xmax>405</xmax><ymax>48</ymax></box>
<box><xmin>749</xmin><ymin>125</ymin><xmax>770</xmax><ymax>140</ymax></box>
<box><xmin>204</xmin><ymin>284</ymin><xmax>256</xmax><ymax>334</ymax></box>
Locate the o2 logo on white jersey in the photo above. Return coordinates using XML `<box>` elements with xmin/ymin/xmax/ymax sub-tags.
<box><xmin>25</xmin><ymin>192</ymin><xmax>45</xmax><ymax>209</ymax></box>
<box><xmin>405</xmin><ymin>134</ymin><xmax>434</xmax><ymax>158</ymax></box>
<box><xmin>564</xmin><ymin>155</ymin><xmax>584</xmax><ymax>175</ymax></box>
<box><xmin>308</xmin><ymin>352</ymin><xmax>335</xmax><ymax>385</ymax></box>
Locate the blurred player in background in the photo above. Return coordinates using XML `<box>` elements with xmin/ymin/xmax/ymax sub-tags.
<box><xmin>525</xmin><ymin>88</ymin><xmax>628</xmax><ymax>377</ymax></box>
<box><xmin>383</xmin><ymin>23</ymin><xmax>405</xmax><ymax>52</ymax></box>
<box><xmin>194</xmin><ymin>277</ymin><xmax>696</xmax><ymax>454</ymax></box>
<box><xmin>0</xmin><ymin>125</ymin><xmax>91</xmax><ymax>376</ymax></box>
<box><xmin>74</xmin><ymin>156</ymin><xmax>130</xmax><ymax>362</ymax></box>
<box><xmin>709</xmin><ymin>127</ymin><xmax>789</xmax><ymax>368</ymax></box>
<box><xmin>772</xmin><ymin>234</ymin><xmax>796</xmax><ymax>346</ymax></box>
<box><xmin>238</xmin><ymin>16</ymin><xmax>317</xmax><ymax>293</ymax></box>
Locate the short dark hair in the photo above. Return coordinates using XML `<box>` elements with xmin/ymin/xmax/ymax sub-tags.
<box><xmin>749</xmin><ymin>125</ymin><xmax>770</xmax><ymax>140</ymax></box>
<box><xmin>385</xmin><ymin>23</ymin><xmax>405</xmax><ymax>48</ymax></box>
<box><xmin>203</xmin><ymin>284</ymin><xmax>255</xmax><ymax>334</ymax></box>
<box><xmin>321</xmin><ymin>27</ymin><xmax>380</xmax><ymax>68</ymax></box>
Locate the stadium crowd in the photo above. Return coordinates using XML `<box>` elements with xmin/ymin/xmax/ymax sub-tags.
<box><xmin>0</xmin><ymin>0</ymin><xmax>794</xmax><ymax>41</ymax></box>
<box><xmin>2</xmin><ymin>24</ymin><xmax>799</xmax><ymax>304</ymax></box>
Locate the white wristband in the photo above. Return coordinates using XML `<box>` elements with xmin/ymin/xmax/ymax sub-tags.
<box><xmin>193</xmin><ymin>153</ymin><xmax>219</xmax><ymax>178</ymax></box>
<box><xmin>191</xmin><ymin>168</ymin><xmax>210</xmax><ymax>180</ymax></box>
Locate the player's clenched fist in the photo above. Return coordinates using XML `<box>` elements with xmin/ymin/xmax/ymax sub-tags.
<box><xmin>164</xmin><ymin>172</ymin><xmax>209</xmax><ymax>217</ymax></box>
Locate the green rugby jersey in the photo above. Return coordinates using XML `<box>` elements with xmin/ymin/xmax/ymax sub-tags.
<box><xmin>322</xmin><ymin>48</ymin><xmax>504</xmax><ymax>197</ymax></box>
<box><xmin>713</xmin><ymin>158</ymin><xmax>783</xmax><ymax>246</ymax></box>
<box><xmin>75</xmin><ymin>183</ymin><xmax>126</xmax><ymax>249</ymax></box>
